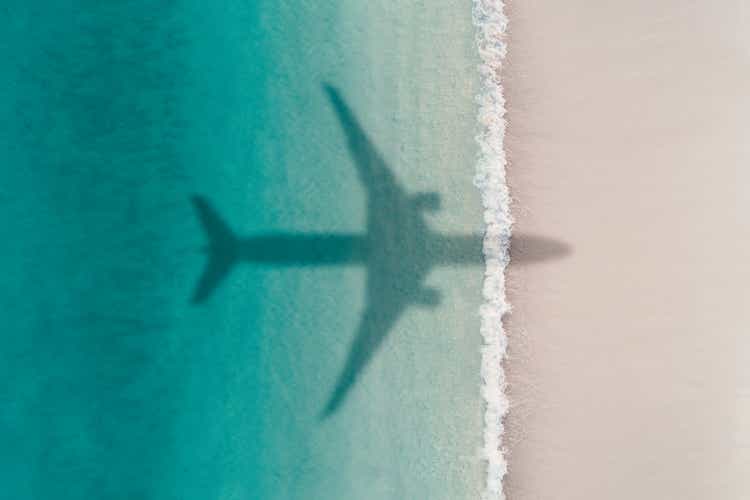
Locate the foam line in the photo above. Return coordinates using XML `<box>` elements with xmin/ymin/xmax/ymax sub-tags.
<box><xmin>472</xmin><ymin>1</ymin><xmax>511</xmax><ymax>499</ymax></box>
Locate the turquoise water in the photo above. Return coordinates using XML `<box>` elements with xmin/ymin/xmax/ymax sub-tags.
<box><xmin>1</xmin><ymin>2</ymin><xmax>488</xmax><ymax>498</ymax></box>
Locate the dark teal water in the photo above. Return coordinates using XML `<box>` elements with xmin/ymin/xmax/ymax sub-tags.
<box><xmin>0</xmin><ymin>2</ymin><xmax>362</xmax><ymax>498</ymax></box>
<box><xmin>1</xmin><ymin>2</ymin><xmax>486</xmax><ymax>498</ymax></box>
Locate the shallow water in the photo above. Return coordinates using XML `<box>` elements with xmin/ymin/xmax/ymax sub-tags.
<box><xmin>1</xmin><ymin>2</ymin><xmax>490</xmax><ymax>498</ymax></box>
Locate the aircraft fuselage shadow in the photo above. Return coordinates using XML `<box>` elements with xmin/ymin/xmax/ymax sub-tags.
<box><xmin>190</xmin><ymin>85</ymin><xmax>570</xmax><ymax>418</ymax></box>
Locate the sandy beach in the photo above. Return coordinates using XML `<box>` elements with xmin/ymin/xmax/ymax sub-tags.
<box><xmin>504</xmin><ymin>2</ymin><xmax>750</xmax><ymax>498</ymax></box>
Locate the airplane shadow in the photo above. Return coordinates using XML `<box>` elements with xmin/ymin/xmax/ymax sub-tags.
<box><xmin>190</xmin><ymin>84</ymin><xmax>571</xmax><ymax>418</ymax></box>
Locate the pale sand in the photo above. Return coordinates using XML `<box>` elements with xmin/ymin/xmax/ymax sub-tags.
<box><xmin>504</xmin><ymin>2</ymin><xmax>750</xmax><ymax>498</ymax></box>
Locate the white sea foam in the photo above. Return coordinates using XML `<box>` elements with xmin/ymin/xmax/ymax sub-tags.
<box><xmin>472</xmin><ymin>1</ymin><xmax>510</xmax><ymax>499</ymax></box>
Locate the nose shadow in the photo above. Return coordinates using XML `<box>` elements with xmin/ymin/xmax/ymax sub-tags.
<box><xmin>511</xmin><ymin>233</ymin><xmax>571</xmax><ymax>265</ymax></box>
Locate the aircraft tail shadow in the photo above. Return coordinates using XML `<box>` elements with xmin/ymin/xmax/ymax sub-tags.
<box><xmin>191</xmin><ymin>195</ymin><xmax>239</xmax><ymax>304</ymax></box>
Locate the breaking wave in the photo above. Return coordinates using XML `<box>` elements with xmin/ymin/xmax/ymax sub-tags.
<box><xmin>472</xmin><ymin>1</ymin><xmax>511</xmax><ymax>499</ymax></box>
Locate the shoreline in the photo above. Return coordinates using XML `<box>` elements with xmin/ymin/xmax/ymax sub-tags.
<box><xmin>471</xmin><ymin>1</ymin><xmax>511</xmax><ymax>499</ymax></box>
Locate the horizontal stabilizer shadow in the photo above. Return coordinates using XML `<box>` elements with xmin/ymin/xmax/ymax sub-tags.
<box><xmin>191</xmin><ymin>196</ymin><xmax>238</xmax><ymax>304</ymax></box>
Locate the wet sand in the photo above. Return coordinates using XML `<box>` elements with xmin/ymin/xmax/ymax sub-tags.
<box><xmin>504</xmin><ymin>2</ymin><xmax>750</xmax><ymax>498</ymax></box>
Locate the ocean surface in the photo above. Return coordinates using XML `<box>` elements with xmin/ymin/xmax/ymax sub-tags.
<box><xmin>1</xmin><ymin>1</ymin><xmax>507</xmax><ymax>498</ymax></box>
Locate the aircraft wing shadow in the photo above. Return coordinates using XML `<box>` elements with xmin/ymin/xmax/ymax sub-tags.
<box><xmin>321</xmin><ymin>298</ymin><xmax>403</xmax><ymax>417</ymax></box>
<box><xmin>320</xmin><ymin>85</ymin><xmax>421</xmax><ymax>417</ymax></box>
